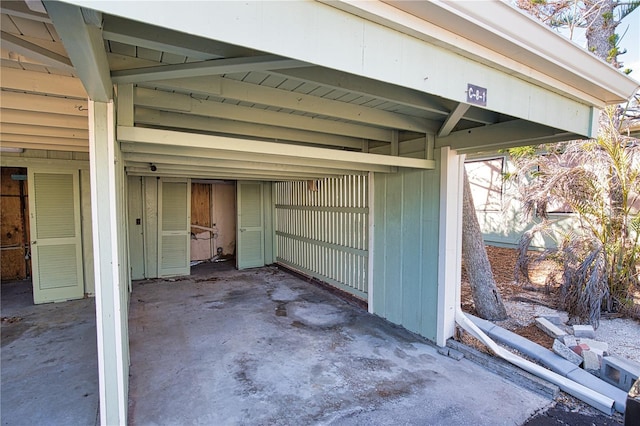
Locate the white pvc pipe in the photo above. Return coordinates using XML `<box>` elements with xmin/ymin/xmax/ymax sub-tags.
<box><xmin>454</xmin><ymin>308</ymin><xmax>615</xmax><ymax>415</ymax></box>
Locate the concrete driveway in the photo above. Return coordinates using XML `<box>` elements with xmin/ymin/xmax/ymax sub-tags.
<box><xmin>1</xmin><ymin>280</ymin><xmax>99</xmax><ymax>426</ymax></box>
<box><xmin>128</xmin><ymin>263</ymin><xmax>552</xmax><ymax>425</ymax></box>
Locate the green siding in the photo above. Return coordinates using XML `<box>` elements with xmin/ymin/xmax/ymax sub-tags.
<box><xmin>373</xmin><ymin>164</ymin><xmax>440</xmax><ymax>342</ymax></box>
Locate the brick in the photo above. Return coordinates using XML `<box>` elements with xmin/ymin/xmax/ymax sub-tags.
<box><xmin>577</xmin><ymin>338</ymin><xmax>609</xmax><ymax>357</ymax></box>
<box><xmin>535</xmin><ymin>317</ymin><xmax>567</xmax><ymax>339</ymax></box>
<box><xmin>553</xmin><ymin>339</ymin><xmax>583</xmax><ymax>366</ymax></box>
<box><xmin>563</xmin><ymin>335</ymin><xmax>578</xmax><ymax>348</ymax></box>
<box><xmin>573</xmin><ymin>324</ymin><xmax>595</xmax><ymax>338</ymax></box>
<box><xmin>437</xmin><ymin>346</ymin><xmax>450</xmax><ymax>357</ymax></box>
<box><xmin>582</xmin><ymin>350</ymin><xmax>601</xmax><ymax>375</ymax></box>
<box><xmin>572</xmin><ymin>343</ymin><xmax>590</xmax><ymax>356</ymax></box>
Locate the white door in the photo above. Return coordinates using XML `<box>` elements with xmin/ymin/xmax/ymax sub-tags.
<box><xmin>237</xmin><ymin>181</ymin><xmax>264</xmax><ymax>270</ymax></box>
<box><xmin>28</xmin><ymin>170</ymin><xmax>84</xmax><ymax>304</ymax></box>
<box><xmin>158</xmin><ymin>178</ymin><xmax>191</xmax><ymax>277</ymax></box>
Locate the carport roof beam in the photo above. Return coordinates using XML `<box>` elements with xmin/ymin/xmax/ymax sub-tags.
<box><xmin>120</xmin><ymin>142</ymin><xmax>394</xmax><ymax>173</ymax></box>
<box><xmin>118</xmin><ymin>126</ymin><xmax>435</xmax><ymax>170</ymax></box>
<box><xmin>123</xmin><ymin>152</ymin><xmax>362</xmax><ymax>176</ymax></box>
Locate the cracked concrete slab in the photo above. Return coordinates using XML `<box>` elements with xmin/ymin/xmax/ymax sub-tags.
<box><xmin>1</xmin><ymin>280</ymin><xmax>99</xmax><ymax>426</ymax></box>
<box><xmin>128</xmin><ymin>263</ymin><xmax>552</xmax><ymax>425</ymax></box>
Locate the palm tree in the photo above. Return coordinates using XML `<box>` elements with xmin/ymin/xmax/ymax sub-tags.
<box><xmin>509</xmin><ymin>106</ymin><xmax>640</xmax><ymax>327</ymax></box>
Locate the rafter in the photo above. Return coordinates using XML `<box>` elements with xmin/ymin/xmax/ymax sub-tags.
<box><xmin>45</xmin><ymin>0</ymin><xmax>112</xmax><ymax>101</ymax></box>
<box><xmin>119</xmin><ymin>142</ymin><xmax>394</xmax><ymax>173</ymax></box>
<box><xmin>437</xmin><ymin>102</ymin><xmax>470</xmax><ymax>137</ymax></box>
<box><xmin>1</xmin><ymin>90</ymin><xmax>88</xmax><ymax>116</ymax></box>
<box><xmin>1</xmin><ymin>108</ymin><xmax>88</xmax><ymax>129</ymax></box>
<box><xmin>435</xmin><ymin>119</ymin><xmax>575</xmax><ymax>154</ymax></box>
<box><xmin>273</xmin><ymin>67</ymin><xmax>500</xmax><ymax>125</ymax></box>
<box><xmin>102</xmin><ymin>15</ymin><xmax>252</xmax><ymax>61</ymax></box>
<box><xmin>1</xmin><ymin>67</ymin><xmax>86</xmax><ymax>98</ymax></box>
<box><xmin>125</xmin><ymin>164</ymin><xmax>334</xmax><ymax>180</ymax></box>
<box><xmin>273</xmin><ymin>67</ymin><xmax>450</xmax><ymax>117</ymax></box>
<box><xmin>1</xmin><ymin>31</ymin><xmax>73</xmax><ymax>71</ymax></box>
<box><xmin>0</xmin><ymin>123</ymin><xmax>89</xmax><ymax>140</ymax></box>
<box><xmin>111</xmin><ymin>55</ymin><xmax>309</xmax><ymax>83</ymax></box>
<box><xmin>123</xmin><ymin>153</ymin><xmax>358</xmax><ymax>176</ymax></box>
<box><xmin>135</xmin><ymin>108</ymin><xmax>365</xmax><ymax>150</ymax></box>
<box><xmin>134</xmin><ymin>87</ymin><xmax>391</xmax><ymax>142</ymax></box>
<box><xmin>126</xmin><ymin>170</ymin><xmax>316</xmax><ymax>181</ymax></box>
<box><xmin>1</xmin><ymin>1</ymin><xmax>50</xmax><ymax>22</ymax></box>
<box><xmin>1</xmin><ymin>132</ymin><xmax>88</xmax><ymax>147</ymax></box>
<box><xmin>139</xmin><ymin>76</ymin><xmax>435</xmax><ymax>133</ymax></box>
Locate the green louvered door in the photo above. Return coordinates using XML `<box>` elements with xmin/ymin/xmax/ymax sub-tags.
<box><xmin>237</xmin><ymin>181</ymin><xmax>264</xmax><ymax>270</ymax></box>
<box><xmin>28</xmin><ymin>170</ymin><xmax>84</xmax><ymax>304</ymax></box>
<box><xmin>158</xmin><ymin>178</ymin><xmax>191</xmax><ymax>277</ymax></box>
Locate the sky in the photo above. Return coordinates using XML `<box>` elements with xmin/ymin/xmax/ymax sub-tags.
<box><xmin>559</xmin><ymin>6</ymin><xmax>640</xmax><ymax>82</ymax></box>
<box><xmin>620</xmin><ymin>7</ymin><xmax>640</xmax><ymax>82</ymax></box>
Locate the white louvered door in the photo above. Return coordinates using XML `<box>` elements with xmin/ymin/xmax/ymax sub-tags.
<box><xmin>158</xmin><ymin>178</ymin><xmax>191</xmax><ymax>277</ymax></box>
<box><xmin>28</xmin><ymin>170</ymin><xmax>84</xmax><ymax>304</ymax></box>
<box><xmin>237</xmin><ymin>181</ymin><xmax>264</xmax><ymax>270</ymax></box>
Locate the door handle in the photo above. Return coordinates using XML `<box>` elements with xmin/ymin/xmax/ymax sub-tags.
<box><xmin>31</xmin><ymin>241</ymin><xmax>37</xmax><ymax>245</ymax></box>
<box><xmin>239</xmin><ymin>228</ymin><xmax>246</xmax><ymax>232</ymax></box>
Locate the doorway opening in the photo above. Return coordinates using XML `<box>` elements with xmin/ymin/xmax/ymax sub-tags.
<box><xmin>1</xmin><ymin>167</ymin><xmax>30</xmax><ymax>283</ymax></box>
<box><xmin>190</xmin><ymin>179</ymin><xmax>236</xmax><ymax>265</ymax></box>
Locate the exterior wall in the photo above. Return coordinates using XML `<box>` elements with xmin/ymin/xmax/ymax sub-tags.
<box><xmin>466</xmin><ymin>156</ymin><xmax>575</xmax><ymax>249</ymax></box>
<box><xmin>0</xmin><ymin>151</ymin><xmax>94</xmax><ymax>294</ymax></box>
<box><xmin>274</xmin><ymin>176</ymin><xmax>369</xmax><ymax>299</ymax></box>
<box><xmin>372</xmin><ymin>164</ymin><xmax>441</xmax><ymax>342</ymax></box>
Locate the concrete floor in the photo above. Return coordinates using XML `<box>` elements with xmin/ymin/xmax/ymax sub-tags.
<box><xmin>128</xmin><ymin>262</ymin><xmax>553</xmax><ymax>425</ymax></box>
<box><xmin>1</xmin><ymin>280</ymin><xmax>99</xmax><ymax>426</ymax></box>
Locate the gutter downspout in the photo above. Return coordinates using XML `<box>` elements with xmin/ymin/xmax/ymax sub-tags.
<box><xmin>454</xmin><ymin>308</ymin><xmax>615</xmax><ymax>415</ymax></box>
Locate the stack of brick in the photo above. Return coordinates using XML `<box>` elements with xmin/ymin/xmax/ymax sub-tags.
<box><xmin>537</xmin><ymin>319</ymin><xmax>640</xmax><ymax>392</ymax></box>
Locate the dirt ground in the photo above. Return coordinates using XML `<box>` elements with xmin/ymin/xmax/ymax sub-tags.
<box><xmin>460</xmin><ymin>246</ymin><xmax>639</xmax><ymax>424</ymax></box>
<box><xmin>461</xmin><ymin>246</ymin><xmax>560</xmax><ymax>347</ymax></box>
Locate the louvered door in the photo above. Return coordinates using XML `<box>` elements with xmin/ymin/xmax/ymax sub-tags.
<box><xmin>28</xmin><ymin>170</ymin><xmax>84</xmax><ymax>304</ymax></box>
<box><xmin>158</xmin><ymin>178</ymin><xmax>191</xmax><ymax>277</ymax></box>
<box><xmin>237</xmin><ymin>181</ymin><xmax>264</xmax><ymax>270</ymax></box>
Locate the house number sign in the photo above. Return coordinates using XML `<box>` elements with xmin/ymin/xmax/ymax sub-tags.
<box><xmin>467</xmin><ymin>84</ymin><xmax>487</xmax><ymax>106</ymax></box>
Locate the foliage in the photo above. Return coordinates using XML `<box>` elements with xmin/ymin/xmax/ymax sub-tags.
<box><xmin>515</xmin><ymin>0</ymin><xmax>640</xmax><ymax>70</ymax></box>
<box><xmin>508</xmin><ymin>106</ymin><xmax>640</xmax><ymax>327</ymax></box>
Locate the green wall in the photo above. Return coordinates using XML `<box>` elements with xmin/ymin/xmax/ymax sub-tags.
<box><xmin>372</xmin><ymin>164</ymin><xmax>441</xmax><ymax>342</ymax></box>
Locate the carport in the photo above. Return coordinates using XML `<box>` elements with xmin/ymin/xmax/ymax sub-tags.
<box><xmin>1</xmin><ymin>1</ymin><xmax>637</xmax><ymax>424</ymax></box>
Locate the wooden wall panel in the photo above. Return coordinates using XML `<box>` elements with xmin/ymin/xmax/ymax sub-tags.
<box><xmin>190</xmin><ymin>183</ymin><xmax>211</xmax><ymax>227</ymax></box>
<box><xmin>1</xmin><ymin>167</ymin><xmax>29</xmax><ymax>280</ymax></box>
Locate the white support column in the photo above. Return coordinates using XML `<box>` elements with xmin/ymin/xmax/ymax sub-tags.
<box><xmin>89</xmin><ymin>100</ymin><xmax>128</xmax><ymax>425</ymax></box>
<box><xmin>436</xmin><ymin>146</ymin><xmax>465</xmax><ymax>347</ymax></box>
<box><xmin>367</xmin><ymin>171</ymin><xmax>375</xmax><ymax>313</ymax></box>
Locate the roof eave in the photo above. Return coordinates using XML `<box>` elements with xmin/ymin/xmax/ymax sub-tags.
<box><xmin>334</xmin><ymin>0</ymin><xmax>639</xmax><ymax>106</ymax></box>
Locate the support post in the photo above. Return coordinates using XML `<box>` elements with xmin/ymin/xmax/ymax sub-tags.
<box><xmin>89</xmin><ymin>100</ymin><xmax>128</xmax><ymax>425</ymax></box>
<box><xmin>436</xmin><ymin>146</ymin><xmax>465</xmax><ymax>346</ymax></box>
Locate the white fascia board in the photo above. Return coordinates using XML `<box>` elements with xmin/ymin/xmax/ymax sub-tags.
<box><xmin>62</xmin><ymin>0</ymin><xmax>610</xmax><ymax>137</ymax></box>
<box><xmin>381</xmin><ymin>0</ymin><xmax>639</xmax><ymax>105</ymax></box>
